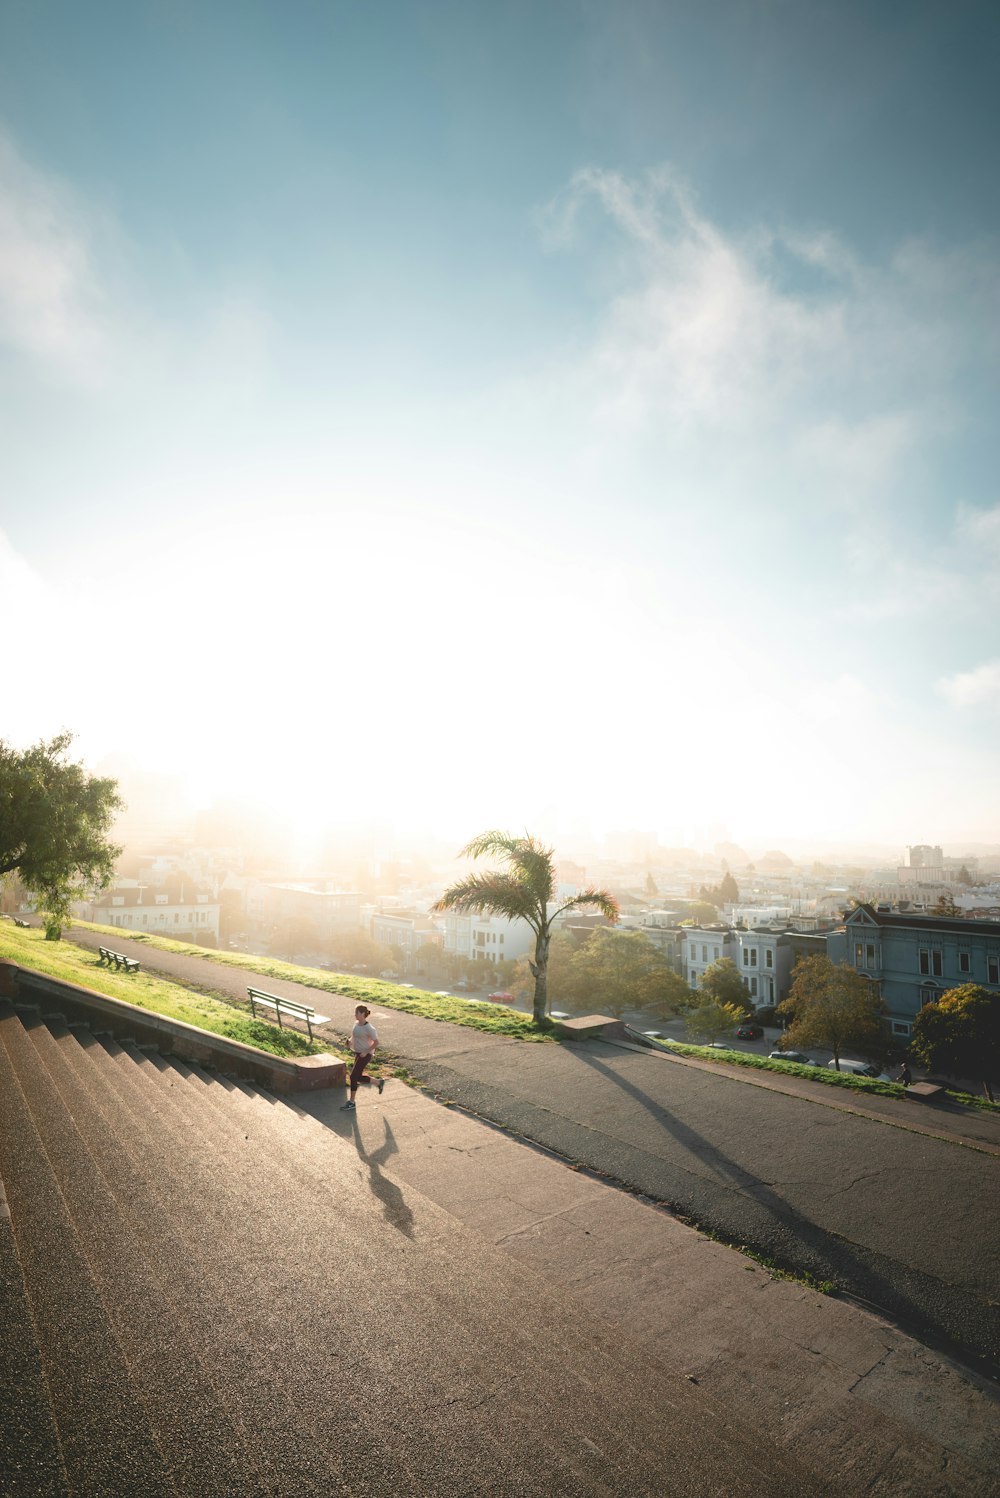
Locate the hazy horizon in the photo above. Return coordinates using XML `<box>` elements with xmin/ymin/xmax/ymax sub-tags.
<box><xmin>3</xmin><ymin>3</ymin><xmax>998</xmax><ymax>849</ymax></box>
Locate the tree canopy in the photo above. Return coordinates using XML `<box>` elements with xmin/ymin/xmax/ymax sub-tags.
<box><xmin>698</xmin><ymin>872</ymin><xmax>739</xmax><ymax>909</ymax></box>
<box><xmin>910</xmin><ymin>985</ymin><xmax>999</xmax><ymax>1101</ymax></box>
<box><xmin>0</xmin><ymin>733</ymin><xmax>122</xmax><ymax>938</ymax></box>
<box><xmin>432</xmin><ymin>831</ymin><xmax>619</xmax><ymax>1023</ymax></box>
<box><xmin>562</xmin><ymin>927</ymin><xmax>691</xmax><ymax>1019</ymax></box>
<box><xmin>698</xmin><ymin>957</ymin><xmax>751</xmax><ymax>1011</ymax></box>
<box><xmin>778</xmin><ymin>955</ymin><xmax>885</xmax><ymax>1068</ymax></box>
<box><xmin>684</xmin><ymin>999</ymin><xmax>747</xmax><ymax>1045</ymax></box>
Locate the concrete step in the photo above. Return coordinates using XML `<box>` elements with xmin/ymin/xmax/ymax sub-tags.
<box><xmin>0</xmin><ymin>1193</ymin><xmax>68</xmax><ymax>1496</ymax></box>
<box><xmin>64</xmin><ymin>1026</ymin><xmax>353</xmax><ymax>1497</ymax></box>
<box><xmin>5</xmin><ymin>1008</ymin><xmax>819</xmax><ymax>1495</ymax></box>
<box><xmin>103</xmin><ymin>1041</ymin><xmax>607</xmax><ymax>1491</ymax></box>
<box><xmin>27</xmin><ymin>1016</ymin><xmax>273</xmax><ymax>1498</ymax></box>
<box><xmin>0</xmin><ymin>1005</ymin><xmax>174</xmax><ymax>1498</ymax></box>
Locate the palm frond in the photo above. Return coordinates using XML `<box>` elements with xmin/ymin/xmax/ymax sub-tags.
<box><xmin>459</xmin><ymin>830</ymin><xmax>523</xmax><ymax>862</ymax></box>
<box><xmin>552</xmin><ymin>888</ymin><xmax>620</xmax><ymax>923</ymax></box>
<box><xmin>459</xmin><ymin>829</ymin><xmax>555</xmax><ymax>901</ymax></box>
<box><xmin>432</xmin><ymin>872</ymin><xmax>540</xmax><ymax>928</ymax></box>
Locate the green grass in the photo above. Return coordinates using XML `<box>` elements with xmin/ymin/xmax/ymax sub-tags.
<box><xmin>70</xmin><ymin>920</ymin><xmax>557</xmax><ymax>1042</ymax></box>
<box><xmin>686</xmin><ymin>1219</ymin><xmax>837</xmax><ymax>1294</ymax></box>
<box><xmin>657</xmin><ymin>1037</ymin><xmax>1000</xmax><ymax>1113</ymax></box>
<box><xmin>0</xmin><ymin>923</ymin><xmax>336</xmax><ymax>1060</ymax></box>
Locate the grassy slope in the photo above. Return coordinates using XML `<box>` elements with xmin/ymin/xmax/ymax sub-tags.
<box><xmin>0</xmin><ymin>924</ymin><xmax>335</xmax><ymax>1060</ymax></box>
<box><xmin>72</xmin><ymin>919</ymin><xmax>555</xmax><ymax>1041</ymax></box>
<box><xmin>57</xmin><ymin>922</ymin><xmax>1000</xmax><ymax>1109</ymax></box>
<box><xmin>659</xmin><ymin>1037</ymin><xmax>998</xmax><ymax>1113</ymax></box>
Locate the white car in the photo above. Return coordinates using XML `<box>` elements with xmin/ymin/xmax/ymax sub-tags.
<box><xmin>827</xmin><ymin>1058</ymin><xmax>893</xmax><ymax>1081</ymax></box>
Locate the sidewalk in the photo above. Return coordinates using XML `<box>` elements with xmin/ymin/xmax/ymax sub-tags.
<box><xmin>296</xmin><ymin>1077</ymin><xmax>999</xmax><ymax>1498</ymax></box>
<box><xmin>41</xmin><ymin>929</ymin><xmax>1000</xmax><ymax>1492</ymax></box>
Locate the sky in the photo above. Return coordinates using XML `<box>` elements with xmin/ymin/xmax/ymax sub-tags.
<box><xmin>1</xmin><ymin>0</ymin><xmax>998</xmax><ymax>855</ymax></box>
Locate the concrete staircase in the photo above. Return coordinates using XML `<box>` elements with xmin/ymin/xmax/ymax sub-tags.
<box><xmin>0</xmin><ymin>999</ymin><xmax>821</xmax><ymax>1498</ymax></box>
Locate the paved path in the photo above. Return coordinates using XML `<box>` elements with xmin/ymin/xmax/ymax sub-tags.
<box><xmin>62</xmin><ymin>929</ymin><xmax>1000</xmax><ymax>1374</ymax></box>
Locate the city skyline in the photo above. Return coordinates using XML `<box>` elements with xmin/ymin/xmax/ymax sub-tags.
<box><xmin>2</xmin><ymin>3</ymin><xmax>998</xmax><ymax>848</ymax></box>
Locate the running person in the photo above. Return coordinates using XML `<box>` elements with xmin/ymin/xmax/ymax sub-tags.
<box><xmin>341</xmin><ymin>1004</ymin><xmax>384</xmax><ymax>1110</ymax></box>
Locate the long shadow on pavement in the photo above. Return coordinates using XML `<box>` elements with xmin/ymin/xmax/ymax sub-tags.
<box><xmin>563</xmin><ymin>1044</ymin><xmax>1000</xmax><ymax>1376</ymax></box>
<box><xmin>346</xmin><ymin>1113</ymin><xmax>416</xmax><ymax>1240</ymax></box>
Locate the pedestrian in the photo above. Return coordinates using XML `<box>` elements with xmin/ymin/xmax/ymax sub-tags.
<box><xmin>341</xmin><ymin>1004</ymin><xmax>384</xmax><ymax>1110</ymax></box>
<box><xmin>897</xmin><ymin>1061</ymin><xmax>912</xmax><ymax>1087</ymax></box>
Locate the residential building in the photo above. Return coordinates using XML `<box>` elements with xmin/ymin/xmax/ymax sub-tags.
<box><xmin>442</xmin><ymin>910</ymin><xmax>534</xmax><ymax>966</ymax></box>
<box><xmin>684</xmin><ymin>927</ymin><xmax>736</xmax><ymax>988</ymax></box>
<box><xmin>85</xmin><ymin>879</ymin><xmax>220</xmax><ymax>944</ymax></box>
<box><xmin>635</xmin><ymin>911</ymin><xmax>686</xmax><ymax>974</ymax></box>
<box><xmin>244</xmin><ymin>881</ymin><xmax>361</xmax><ymax>945</ymax></box>
<box><xmin>843</xmin><ymin>903</ymin><xmax>1000</xmax><ymax>1039</ymax></box>
<box><xmin>732</xmin><ymin>928</ymin><xmax>794</xmax><ymax>1008</ymax></box>
<box><xmin>370</xmin><ymin>908</ymin><xmax>442</xmax><ymax>963</ymax></box>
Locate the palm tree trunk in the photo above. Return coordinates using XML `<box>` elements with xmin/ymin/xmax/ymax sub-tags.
<box><xmin>531</xmin><ymin>929</ymin><xmax>550</xmax><ymax>1025</ymax></box>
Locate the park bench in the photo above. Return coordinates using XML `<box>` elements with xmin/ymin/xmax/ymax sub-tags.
<box><xmin>905</xmin><ymin>1082</ymin><xmax>945</xmax><ymax>1102</ymax></box>
<box><xmin>247</xmin><ymin>986</ymin><xmax>329</xmax><ymax>1043</ymax></box>
<box><xmin>12</xmin><ymin>917</ymin><xmax>30</xmax><ymax>928</ymax></box>
<box><xmin>98</xmin><ymin>946</ymin><xmax>140</xmax><ymax>974</ymax></box>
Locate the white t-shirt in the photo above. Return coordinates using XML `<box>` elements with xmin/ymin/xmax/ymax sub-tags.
<box><xmin>351</xmin><ymin>1020</ymin><xmax>378</xmax><ymax>1056</ymax></box>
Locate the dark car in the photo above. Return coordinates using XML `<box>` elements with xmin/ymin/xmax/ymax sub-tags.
<box><xmin>768</xmin><ymin>1050</ymin><xmax>811</xmax><ymax>1065</ymax></box>
<box><xmin>736</xmin><ymin>1023</ymin><xmax>764</xmax><ymax>1040</ymax></box>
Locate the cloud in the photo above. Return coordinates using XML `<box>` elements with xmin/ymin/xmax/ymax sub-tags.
<box><xmin>0</xmin><ymin>134</ymin><xmax>114</xmax><ymax>382</ymax></box>
<box><xmin>0</xmin><ymin>531</ymin><xmax>92</xmax><ymax>745</ymax></box>
<box><xmin>542</xmin><ymin>166</ymin><xmax>993</xmax><ymax>468</ymax></box>
<box><xmin>937</xmin><ymin>660</ymin><xmax>1000</xmax><ymax>709</ymax></box>
<box><xmin>956</xmin><ymin>503</ymin><xmax>1000</xmax><ymax>558</ymax></box>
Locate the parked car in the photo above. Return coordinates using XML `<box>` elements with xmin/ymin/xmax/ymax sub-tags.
<box><xmin>827</xmin><ymin>1058</ymin><xmax>893</xmax><ymax>1081</ymax></box>
<box><xmin>487</xmin><ymin>991</ymin><xmax>514</xmax><ymax>1003</ymax></box>
<box><xmin>736</xmin><ymin>1023</ymin><xmax>764</xmax><ymax>1040</ymax></box>
<box><xmin>768</xmin><ymin>1050</ymin><xmax>812</xmax><ymax>1065</ymax></box>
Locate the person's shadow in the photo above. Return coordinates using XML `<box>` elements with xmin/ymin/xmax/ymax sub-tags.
<box><xmin>350</xmin><ymin>1115</ymin><xmax>415</xmax><ymax>1239</ymax></box>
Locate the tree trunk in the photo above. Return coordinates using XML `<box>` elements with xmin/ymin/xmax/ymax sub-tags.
<box><xmin>532</xmin><ymin>929</ymin><xmax>550</xmax><ymax>1025</ymax></box>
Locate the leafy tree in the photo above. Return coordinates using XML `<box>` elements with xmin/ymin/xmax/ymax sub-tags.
<box><xmin>685</xmin><ymin>999</ymin><xmax>747</xmax><ymax>1045</ymax></box>
<box><xmin>330</xmin><ymin>931</ymin><xmax>390</xmax><ymax>973</ymax></box>
<box><xmin>931</xmin><ymin>892</ymin><xmax>960</xmax><ymax>917</ymax></box>
<box><xmin>433</xmin><ymin>831</ymin><xmax>619</xmax><ymax>1024</ymax></box>
<box><xmin>698</xmin><ymin>957</ymin><xmax>751</xmax><ymax>1012</ymax></box>
<box><xmin>283</xmin><ymin>918</ymin><xmax>320</xmax><ymax>961</ymax></box>
<box><xmin>644</xmin><ymin>872</ymin><xmax>658</xmax><ymax>897</ymax></box>
<box><xmin>0</xmin><ymin>732</ymin><xmax>122</xmax><ymax>939</ymax></box>
<box><xmin>956</xmin><ymin>865</ymin><xmax>974</xmax><ymax>887</ymax></box>
<box><xmin>682</xmin><ymin>901</ymin><xmax>721</xmax><ymax>926</ymax></box>
<box><xmin>568</xmin><ymin>927</ymin><xmax>690</xmax><ymax>1019</ymax></box>
<box><xmin>778</xmin><ymin>956</ymin><xmax>885</xmax><ymax>1070</ymax></box>
<box><xmin>911</xmin><ymin>985</ymin><xmax>999</xmax><ymax>1102</ymax></box>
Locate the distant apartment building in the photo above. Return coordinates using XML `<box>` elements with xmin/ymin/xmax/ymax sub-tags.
<box><xmin>370</xmin><ymin>908</ymin><xmax>442</xmax><ymax>962</ymax></box>
<box><xmin>844</xmin><ymin>903</ymin><xmax>1000</xmax><ymax>1038</ymax></box>
<box><xmin>442</xmin><ymin>910</ymin><xmax>534</xmax><ymax>966</ymax></box>
<box><xmin>898</xmin><ymin>844</ymin><xmax>954</xmax><ymax>889</ymax></box>
<box><xmin>85</xmin><ymin>879</ymin><xmax>220</xmax><ymax>944</ymax></box>
<box><xmin>729</xmin><ymin>903</ymin><xmax>795</xmax><ymax>929</ymax></box>
<box><xmin>244</xmin><ymin>881</ymin><xmax>361</xmax><ymax>944</ymax></box>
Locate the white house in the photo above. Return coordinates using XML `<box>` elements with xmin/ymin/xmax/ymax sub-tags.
<box><xmin>442</xmin><ymin>910</ymin><xmax>535</xmax><ymax>966</ymax></box>
<box><xmin>85</xmin><ymin>879</ymin><xmax>221</xmax><ymax>945</ymax></box>
<box><xmin>732</xmin><ymin>928</ymin><xmax>794</xmax><ymax>1007</ymax></box>
<box><xmin>684</xmin><ymin>927</ymin><xmax>736</xmax><ymax>988</ymax></box>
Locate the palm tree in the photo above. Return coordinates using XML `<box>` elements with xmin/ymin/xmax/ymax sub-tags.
<box><xmin>432</xmin><ymin>831</ymin><xmax>620</xmax><ymax>1025</ymax></box>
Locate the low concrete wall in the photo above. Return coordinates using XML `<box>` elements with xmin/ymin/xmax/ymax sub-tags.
<box><xmin>0</xmin><ymin>961</ymin><xmax>347</xmax><ymax>1094</ymax></box>
<box><xmin>551</xmin><ymin>1014</ymin><xmax>628</xmax><ymax>1041</ymax></box>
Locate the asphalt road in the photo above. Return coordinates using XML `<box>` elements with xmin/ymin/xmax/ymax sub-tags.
<box><xmin>56</xmin><ymin>926</ymin><xmax>1000</xmax><ymax>1375</ymax></box>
